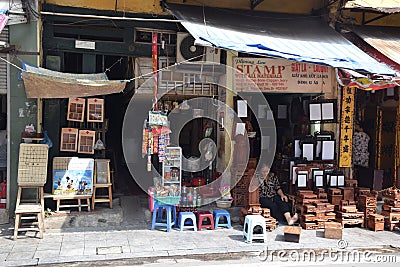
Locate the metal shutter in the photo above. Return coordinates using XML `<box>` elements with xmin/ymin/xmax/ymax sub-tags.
<box><xmin>0</xmin><ymin>27</ymin><xmax>8</xmax><ymax>95</ymax></box>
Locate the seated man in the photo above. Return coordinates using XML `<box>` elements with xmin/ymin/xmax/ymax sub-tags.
<box><xmin>258</xmin><ymin>164</ymin><xmax>298</xmax><ymax>225</ymax></box>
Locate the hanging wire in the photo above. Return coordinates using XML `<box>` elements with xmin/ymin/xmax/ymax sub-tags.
<box><xmin>104</xmin><ymin>57</ymin><xmax>123</xmax><ymax>73</ymax></box>
<box><xmin>0</xmin><ymin>57</ymin><xmax>23</xmax><ymax>71</ymax></box>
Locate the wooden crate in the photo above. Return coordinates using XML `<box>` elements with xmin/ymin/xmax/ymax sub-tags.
<box><xmin>339</xmin><ymin>187</ymin><xmax>355</xmax><ymax>201</ymax></box>
<box><xmin>284</xmin><ymin>226</ymin><xmax>301</xmax><ymax>242</ymax></box>
<box><xmin>324</xmin><ymin>222</ymin><xmax>343</xmax><ymax>239</ymax></box>
<box><xmin>301</xmin><ymin>221</ymin><xmax>319</xmax><ymax>230</ymax></box>
<box><xmin>367</xmin><ymin>214</ymin><xmax>384</xmax><ymax>231</ymax></box>
<box><xmin>381</xmin><ymin>211</ymin><xmax>400</xmax><ymax>223</ymax></box>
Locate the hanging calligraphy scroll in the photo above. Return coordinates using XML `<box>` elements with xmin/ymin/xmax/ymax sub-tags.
<box><xmin>339</xmin><ymin>87</ymin><xmax>355</xmax><ymax>167</ymax></box>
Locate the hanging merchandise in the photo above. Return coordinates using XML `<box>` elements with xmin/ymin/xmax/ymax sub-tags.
<box><xmin>143</xmin><ymin>111</ymin><xmax>172</xmax><ymax>171</ymax></box>
<box><xmin>94</xmin><ymin>132</ymin><xmax>105</xmax><ymax>150</ymax></box>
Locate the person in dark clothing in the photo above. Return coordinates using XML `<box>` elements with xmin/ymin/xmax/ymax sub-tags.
<box><xmin>258</xmin><ymin>164</ymin><xmax>298</xmax><ymax>225</ymax></box>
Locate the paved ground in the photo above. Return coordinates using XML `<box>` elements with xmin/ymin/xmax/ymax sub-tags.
<box><xmin>0</xmin><ymin>196</ymin><xmax>400</xmax><ymax>266</ymax></box>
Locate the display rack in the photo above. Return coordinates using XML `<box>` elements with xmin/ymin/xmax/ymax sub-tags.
<box><xmin>159</xmin><ymin>146</ymin><xmax>182</xmax><ymax>204</ymax></box>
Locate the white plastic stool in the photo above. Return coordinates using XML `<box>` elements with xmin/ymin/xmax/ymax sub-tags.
<box><xmin>243</xmin><ymin>214</ymin><xmax>266</xmax><ymax>243</ymax></box>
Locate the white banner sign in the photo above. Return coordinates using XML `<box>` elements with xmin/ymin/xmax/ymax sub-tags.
<box><xmin>234</xmin><ymin>58</ymin><xmax>332</xmax><ymax>93</ymax></box>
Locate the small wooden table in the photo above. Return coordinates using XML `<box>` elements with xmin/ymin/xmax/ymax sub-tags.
<box><xmin>52</xmin><ymin>195</ymin><xmax>91</xmax><ymax>212</ymax></box>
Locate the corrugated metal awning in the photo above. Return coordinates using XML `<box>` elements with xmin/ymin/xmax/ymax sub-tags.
<box><xmin>167</xmin><ymin>4</ymin><xmax>396</xmax><ymax>75</ymax></box>
<box><xmin>352</xmin><ymin>26</ymin><xmax>400</xmax><ymax>67</ymax></box>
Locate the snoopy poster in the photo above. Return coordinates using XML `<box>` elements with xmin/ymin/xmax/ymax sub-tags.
<box><xmin>53</xmin><ymin>158</ymin><xmax>94</xmax><ymax>196</ymax></box>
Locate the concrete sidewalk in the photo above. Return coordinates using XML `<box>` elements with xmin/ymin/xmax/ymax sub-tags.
<box><xmin>1</xmin><ymin>196</ymin><xmax>400</xmax><ymax>266</ymax></box>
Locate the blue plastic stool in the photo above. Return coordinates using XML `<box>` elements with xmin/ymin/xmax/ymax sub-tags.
<box><xmin>213</xmin><ymin>209</ymin><xmax>231</xmax><ymax>229</ymax></box>
<box><xmin>178</xmin><ymin>212</ymin><xmax>197</xmax><ymax>231</ymax></box>
<box><xmin>151</xmin><ymin>201</ymin><xmax>176</xmax><ymax>232</ymax></box>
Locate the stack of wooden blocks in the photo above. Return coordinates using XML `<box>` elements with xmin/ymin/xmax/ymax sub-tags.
<box><xmin>382</xmin><ymin>188</ymin><xmax>400</xmax><ymax>231</ymax></box>
<box><xmin>357</xmin><ymin>192</ymin><xmax>378</xmax><ymax>226</ymax></box>
<box><xmin>240</xmin><ymin>206</ymin><xmax>277</xmax><ymax>231</ymax></box>
<box><xmin>232</xmin><ymin>169</ymin><xmax>253</xmax><ymax>207</ymax></box>
<box><xmin>328</xmin><ymin>188</ymin><xmax>343</xmax><ymax>206</ymax></box>
<box><xmin>296</xmin><ymin>190</ymin><xmax>335</xmax><ymax>230</ymax></box>
<box><xmin>324</xmin><ymin>221</ymin><xmax>343</xmax><ymax>239</ymax></box>
<box><xmin>336</xmin><ymin>199</ymin><xmax>364</xmax><ymax>227</ymax></box>
<box><xmin>300</xmin><ymin>201</ymin><xmax>336</xmax><ymax>230</ymax></box>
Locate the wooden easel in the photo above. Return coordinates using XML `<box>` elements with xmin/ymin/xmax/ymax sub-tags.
<box><xmin>92</xmin><ymin>159</ymin><xmax>113</xmax><ymax>210</ymax></box>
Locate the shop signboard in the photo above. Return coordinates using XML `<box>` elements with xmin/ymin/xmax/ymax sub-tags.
<box><xmin>339</xmin><ymin>87</ymin><xmax>355</xmax><ymax>167</ymax></box>
<box><xmin>233</xmin><ymin>57</ymin><xmax>332</xmax><ymax>93</ymax></box>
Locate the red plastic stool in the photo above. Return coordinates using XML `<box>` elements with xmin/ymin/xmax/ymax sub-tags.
<box><xmin>196</xmin><ymin>211</ymin><xmax>214</xmax><ymax>230</ymax></box>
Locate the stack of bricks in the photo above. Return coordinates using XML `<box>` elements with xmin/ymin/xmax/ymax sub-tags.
<box><xmin>296</xmin><ymin>190</ymin><xmax>335</xmax><ymax>230</ymax></box>
<box><xmin>382</xmin><ymin>188</ymin><xmax>400</xmax><ymax>231</ymax></box>
<box><xmin>336</xmin><ymin>199</ymin><xmax>364</xmax><ymax>227</ymax></box>
<box><xmin>328</xmin><ymin>188</ymin><xmax>343</xmax><ymax>206</ymax></box>
<box><xmin>240</xmin><ymin>206</ymin><xmax>277</xmax><ymax>231</ymax></box>
<box><xmin>357</xmin><ymin>192</ymin><xmax>378</xmax><ymax>226</ymax></box>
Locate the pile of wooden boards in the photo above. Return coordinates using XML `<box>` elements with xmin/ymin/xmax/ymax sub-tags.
<box><xmin>296</xmin><ymin>190</ymin><xmax>336</xmax><ymax>230</ymax></box>
<box><xmin>240</xmin><ymin>205</ymin><xmax>277</xmax><ymax>231</ymax></box>
<box><xmin>382</xmin><ymin>188</ymin><xmax>400</xmax><ymax>231</ymax></box>
<box><xmin>336</xmin><ymin>199</ymin><xmax>364</xmax><ymax>227</ymax></box>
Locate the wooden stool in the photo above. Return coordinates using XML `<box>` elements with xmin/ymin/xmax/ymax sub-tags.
<box><xmin>13</xmin><ymin>185</ymin><xmax>45</xmax><ymax>240</ymax></box>
<box><xmin>92</xmin><ymin>159</ymin><xmax>113</xmax><ymax>210</ymax></box>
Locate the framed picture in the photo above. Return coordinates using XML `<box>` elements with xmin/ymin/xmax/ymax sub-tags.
<box><xmin>308</xmin><ymin>99</ymin><xmax>337</xmax><ymax>123</ymax></box>
<box><xmin>78</xmin><ymin>130</ymin><xmax>96</xmax><ymax>154</ymax></box>
<box><xmin>60</xmin><ymin>128</ymin><xmax>78</xmax><ymax>152</ymax></box>
<box><xmin>312</xmin><ymin>169</ymin><xmax>324</xmax><ymax>182</ymax></box>
<box><xmin>294</xmin><ymin>140</ymin><xmax>301</xmax><ymax>158</ymax></box>
<box><xmin>67</xmin><ymin>97</ymin><xmax>85</xmax><ymax>122</ymax></box>
<box><xmin>315</xmin><ymin>175</ymin><xmax>324</xmax><ymax>187</ymax></box>
<box><xmin>302</xmin><ymin>143</ymin><xmax>314</xmax><ymax>161</ymax></box>
<box><xmin>329</xmin><ymin>175</ymin><xmax>338</xmax><ymax>187</ymax></box>
<box><xmin>321</xmin><ymin>140</ymin><xmax>335</xmax><ymax>160</ymax></box>
<box><xmin>52</xmin><ymin>158</ymin><xmax>94</xmax><ymax>196</ymax></box>
<box><xmin>338</xmin><ymin>174</ymin><xmax>345</xmax><ymax>187</ymax></box>
<box><xmin>297</xmin><ymin>174</ymin><xmax>308</xmax><ymax>188</ymax></box>
<box><xmin>87</xmin><ymin>98</ymin><xmax>104</xmax><ymax>122</ymax></box>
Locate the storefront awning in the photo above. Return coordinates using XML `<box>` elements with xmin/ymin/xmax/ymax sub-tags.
<box><xmin>351</xmin><ymin>26</ymin><xmax>400</xmax><ymax>71</ymax></box>
<box><xmin>22</xmin><ymin>63</ymin><xmax>127</xmax><ymax>98</ymax></box>
<box><xmin>344</xmin><ymin>0</ymin><xmax>400</xmax><ymax>13</ymax></box>
<box><xmin>166</xmin><ymin>4</ymin><xmax>396</xmax><ymax>75</ymax></box>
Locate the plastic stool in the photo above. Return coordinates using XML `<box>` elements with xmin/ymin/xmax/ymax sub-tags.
<box><xmin>196</xmin><ymin>211</ymin><xmax>214</xmax><ymax>230</ymax></box>
<box><xmin>243</xmin><ymin>215</ymin><xmax>266</xmax><ymax>243</ymax></box>
<box><xmin>213</xmin><ymin>209</ymin><xmax>231</xmax><ymax>229</ymax></box>
<box><xmin>178</xmin><ymin>212</ymin><xmax>197</xmax><ymax>231</ymax></box>
<box><xmin>151</xmin><ymin>201</ymin><xmax>176</xmax><ymax>232</ymax></box>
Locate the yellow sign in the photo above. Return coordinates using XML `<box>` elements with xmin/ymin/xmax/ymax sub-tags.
<box><xmin>339</xmin><ymin>87</ymin><xmax>355</xmax><ymax>167</ymax></box>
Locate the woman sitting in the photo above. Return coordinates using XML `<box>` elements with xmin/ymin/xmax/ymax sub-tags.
<box><xmin>258</xmin><ymin>164</ymin><xmax>298</xmax><ymax>225</ymax></box>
